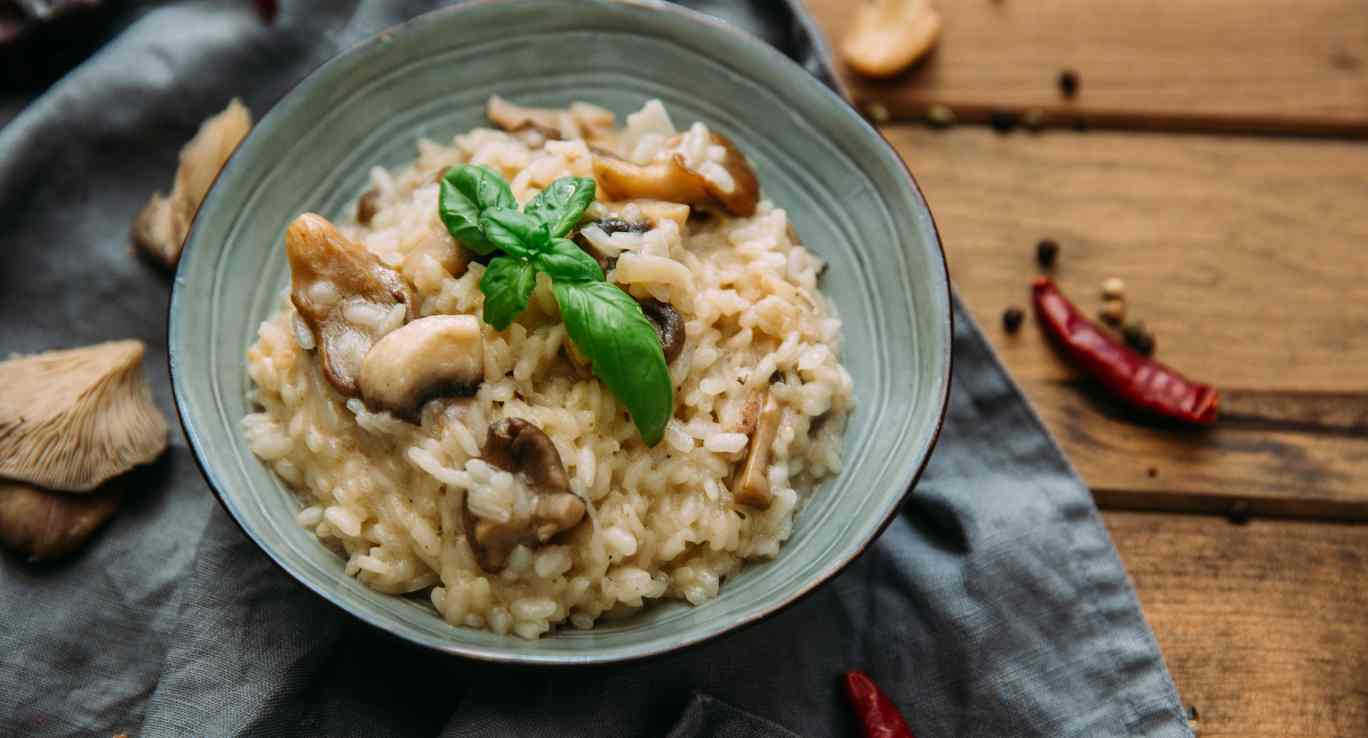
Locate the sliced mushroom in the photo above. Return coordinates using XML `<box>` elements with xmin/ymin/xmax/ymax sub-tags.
<box><xmin>841</xmin><ymin>0</ymin><xmax>943</xmax><ymax>79</ymax></box>
<box><xmin>0</xmin><ymin>340</ymin><xmax>168</xmax><ymax>493</ymax></box>
<box><xmin>599</xmin><ymin>199</ymin><xmax>691</xmax><ymax>232</ymax></box>
<box><xmin>463</xmin><ymin>418</ymin><xmax>586</xmax><ymax>572</ymax></box>
<box><xmin>355</xmin><ymin>188</ymin><xmax>381</xmax><ymax>225</ymax></box>
<box><xmin>638</xmin><ymin>298</ymin><xmax>685</xmax><ymax>364</ymax></box>
<box><xmin>358</xmin><ymin>315</ymin><xmax>483</xmax><ymax>420</ymax></box>
<box><xmin>573</xmin><ymin>217</ymin><xmax>649</xmax><ymax>272</ymax></box>
<box><xmin>486</xmin><ymin>96</ymin><xmax>615</xmax><ymax>142</ymax></box>
<box><xmin>694</xmin><ymin>132</ymin><xmax>760</xmax><ymax>217</ymax></box>
<box><xmin>731</xmin><ymin>390</ymin><xmax>781</xmax><ymax>509</ymax></box>
<box><xmin>132</xmin><ymin>99</ymin><xmax>253</xmax><ymax>268</ymax></box>
<box><xmin>0</xmin><ymin>481</ymin><xmax>123</xmax><ymax>562</ymax></box>
<box><xmin>591</xmin><ymin>131</ymin><xmax>759</xmax><ymax>217</ymax></box>
<box><xmin>286</xmin><ymin>212</ymin><xmax>415</xmax><ymax>397</ymax></box>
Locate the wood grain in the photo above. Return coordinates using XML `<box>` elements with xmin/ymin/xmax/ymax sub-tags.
<box><xmin>808</xmin><ymin>0</ymin><xmax>1368</xmax><ymax>136</ymax></box>
<box><xmin>876</xmin><ymin>125</ymin><xmax>1368</xmax><ymax>514</ymax></box>
<box><xmin>1106</xmin><ymin>511</ymin><xmax>1368</xmax><ymax>737</ymax></box>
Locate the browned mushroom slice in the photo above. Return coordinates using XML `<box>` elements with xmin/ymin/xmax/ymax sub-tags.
<box><xmin>592</xmin><ymin>131</ymin><xmax>759</xmax><ymax>217</ymax></box>
<box><xmin>572</xmin><ymin>217</ymin><xmax>649</xmax><ymax>272</ymax></box>
<box><xmin>355</xmin><ymin>188</ymin><xmax>381</xmax><ymax>225</ymax></box>
<box><xmin>463</xmin><ymin>418</ymin><xmax>587</xmax><ymax>572</ymax></box>
<box><xmin>358</xmin><ymin>315</ymin><xmax>483</xmax><ymax>421</ymax></box>
<box><xmin>696</xmin><ymin>132</ymin><xmax>760</xmax><ymax>217</ymax></box>
<box><xmin>731</xmin><ymin>391</ymin><xmax>781</xmax><ymax>509</ymax></box>
<box><xmin>0</xmin><ymin>481</ymin><xmax>123</xmax><ymax>562</ymax></box>
<box><xmin>286</xmin><ymin>213</ymin><xmax>415</xmax><ymax>397</ymax></box>
<box><xmin>486</xmin><ymin>96</ymin><xmax>615</xmax><ymax>142</ymax></box>
<box><xmin>132</xmin><ymin>99</ymin><xmax>253</xmax><ymax>268</ymax></box>
<box><xmin>0</xmin><ymin>340</ymin><xmax>167</xmax><ymax>493</ymax></box>
<box><xmin>592</xmin><ymin>153</ymin><xmax>713</xmax><ymax>210</ymax></box>
<box><xmin>637</xmin><ymin>298</ymin><xmax>685</xmax><ymax>364</ymax></box>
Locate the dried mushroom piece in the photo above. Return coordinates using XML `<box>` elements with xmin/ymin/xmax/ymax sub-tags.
<box><xmin>286</xmin><ymin>212</ymin><xmax>416</xmax><ymax>397</ymax></box>
<box><xmin>132</xmin><ymin>99</ymin><xmax>252</xmax><ymax>268</ymax></box>
<box><xmin>358</xmin><ymin>315</ymin><xmax>484</xmax><ymax>420</ymax></box>
<box><xmin>591</xmin><ymin>130</ymin><xmax>758</xmax><ymax>217</ymax></box>
<box><xmin>0</xmin><ymin>481</ymin><xmax>123</xmax><ymax>562</ymax></box>
<box><xmin>0</xmin><ymin>340</ymin><xmax>167</xmax><ymax>493</ymax></box>
<box><xmin>731</xmin><ymin>390</ymin><xmax>781</xmax><ymax>509</ymax></box>
<box><xmin>463</xmin><ymin>418</ymin><xmax>587</xmax><ymax>572</ymax></box>
<box><xmin>841</xmin><ymin>0</ymin><xmax>943</xmax><ymax>79</ymax></box>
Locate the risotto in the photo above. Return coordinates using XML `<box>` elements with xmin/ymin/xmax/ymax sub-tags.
<box><xmin>242</xmin><ymin>97</ymin><xmax>853</xmax><ymax>639</ymax></box>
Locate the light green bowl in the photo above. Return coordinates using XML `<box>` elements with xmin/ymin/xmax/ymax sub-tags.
<box><xmin>170</xmin><ymin>0</ymin><xmax>951</xmax><ymax>665</ymax></box>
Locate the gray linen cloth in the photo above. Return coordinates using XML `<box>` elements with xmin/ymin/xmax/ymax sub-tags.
<box><xmin>0</xmin><ymin>2</ymin><xmax>1192</xmax><ymax>736</ymax></box>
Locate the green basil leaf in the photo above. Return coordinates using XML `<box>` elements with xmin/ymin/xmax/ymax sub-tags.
<box><xmin>552</xmin><ymin>281</ymin><xmax>672</xmax><ymax>446</ymax></box>
<box><xmin>524</xmin><ymin>176</ymin><xmax>597</xmax><ymax>238</ymax></box>
<box><xmin>438</xmin><ymin>165</ymin><xmax>516</xmax><ymax>255</ymax></box>
<box><xmin>479</xmin><ymin>256</ymin><xmax>537</xmax><ymax>330</ymax></box>
<box><xmin>533</xmin><ymin>238</ymin><xmax>604</xmax><ymax>283</ymax></box>
<box><xmin>480</xmin><ymin>208</ymin><xmax>549</xmax><ymax>260</ymax></box>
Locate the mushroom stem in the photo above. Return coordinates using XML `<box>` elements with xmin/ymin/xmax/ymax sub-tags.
<box><xmin>732</xmin><ymin>391</ymin><xmax>781</xmax><ymax>509</ymax></box>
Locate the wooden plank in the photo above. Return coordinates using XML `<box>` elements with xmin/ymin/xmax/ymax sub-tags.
<box><xmin>1105</xmin><ymin>511</ymin><xmax>1368</xmax><ymax>737</ymax></box>
<box><xmin>807</xmin><ymin>0</ymin><xmax>1368</xmax><ymax>136</ymax></box>
<box><xmin>878</xmin><ymin>125</ymin><xmax>1368</xmax><ymax>514</ymax></box>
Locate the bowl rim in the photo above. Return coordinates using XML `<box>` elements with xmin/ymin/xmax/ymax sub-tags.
<box><xmin>169</xmin><ymin>0</ymin><xmax>954</xmax><ymax>665</ymax></box>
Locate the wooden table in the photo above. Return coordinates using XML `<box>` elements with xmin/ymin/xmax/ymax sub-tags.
<box><xmin>809</xmin><ymin>2</ymin><xmax>1368</xmax><ymax>736</ymax></box>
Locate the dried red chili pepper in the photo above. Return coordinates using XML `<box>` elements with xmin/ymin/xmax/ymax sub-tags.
<box><xmin>843</xmin><ymin>670</ymin><xmax>916</xmax><ymax>738</ymax></box>
<box><xmin>1032</xmin><ymin>277</ymin><xmax>1219</xmax><ymax>424</ymax></box>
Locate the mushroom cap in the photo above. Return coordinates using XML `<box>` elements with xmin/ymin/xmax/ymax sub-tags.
<box><xmin>0</xmin><ymin>480</ymin><xmax>124</xmax><ymax>562</ymax></box>
<box><xmin>0</xmin><ymin>340</ymin><xmax>168</xmax><ymax>492</ymax></box>
<box><xmin>463</xmin><ymin>418</ymin><xmax>586</xmax><ymax>572</ymax></box>
<box><xmin>358</xmin><ymin>315</ymin><xmax>484</xmax><ymax>420</ymax></box>
<box><xmin>132</xmin><ymin>99</ymin><xmax>253</xmax><ymax>268</ymax></box>
<box><xmin>840</xmin><ymin>0</ymin><xmax>943</xmax><ymax>79</ymax></box>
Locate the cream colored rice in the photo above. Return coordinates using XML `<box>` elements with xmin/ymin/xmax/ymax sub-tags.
<box><xmin>243</xmin><ymin>99</ymin><xmax>853</xmax><ymax>639</ymax></box>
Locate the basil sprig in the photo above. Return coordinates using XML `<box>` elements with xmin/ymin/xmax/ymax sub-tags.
<box><xmin>439</xmin><ymin>165</ymin><xmax>673</xmax><ymax>446</ymax></box>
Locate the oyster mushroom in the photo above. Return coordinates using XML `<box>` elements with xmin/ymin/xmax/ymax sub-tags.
<box><xmin>358</xmin><ymin>315</ymin><xmax>484</xmax><ymax>420</ymax></box>
<box><xmin>0</xmin><ymin>340</ymin><xmax>167</xmax><ymax>493</ymax></box>
<box><xmin>841</xmin><ymin>0</ymin><xmax>943</xmax><ymax>79</ymax></box>
<box><xmin>591</xmin><ymin>131</ymin><xmax>759</xmax><ymax>217</ymax></box>
<box><xmin>731</xmin><ymin>390</ymin><xmax>781</xmax><ymax>509</ymax></box>
<box><xmin>638</xmin><ymin>298</ymin><xmax>685</xmax><ymax>364</ymax></box>
<box><xmin>0</xmin><ymin>481</ymin><xmax>123</xmax><ymax>562</ymax></box>
<box><xmin>463</xmin><ymin>418</ymin><xmax>586</xmax><ymax>572</ymax></box>
<box><xmin>132</xmin><ymin>99</ymin><xmax>253</xmax><ymax>268</ymax></box>
<box><xmin>286</xmin><ymin>212</ymin><xmax>415</xmax><ymax>397</ymax></box>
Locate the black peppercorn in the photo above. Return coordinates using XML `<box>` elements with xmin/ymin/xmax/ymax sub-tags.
<box><xmin>1122</xmin><ymin>321</ymin><xmax>1155</xmax><ymax>356</ymax></box>
<box><xmin>989</xmin><ymin>111</ymin><xmax>1018</xmax><ymax>133</ymax></box>
<box><xmin>1036</xmin><ymin>239</ymin><xmax>1059</xmax><ymax>268</ymax></box>
<box><xmin>1058</xmin><ymin>69</ymin><xmax>1080</xmax><ymax>98</ymax></box>
<box><xmin>1002</xmin><ymin>307</ymin><xmax>1025</xmax><ymax>333</ymax></box>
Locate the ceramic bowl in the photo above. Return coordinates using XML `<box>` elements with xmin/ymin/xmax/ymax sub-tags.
<box><xmin>170</xmin><ymin>0</ymin><xmax>951</xmax><ymax>664</ymax></box>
